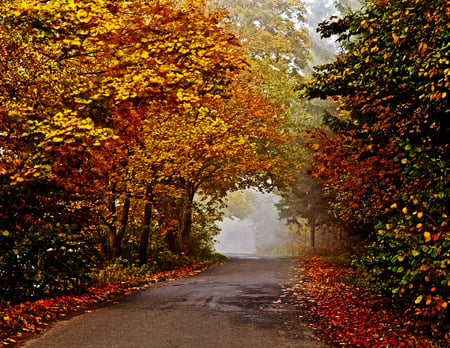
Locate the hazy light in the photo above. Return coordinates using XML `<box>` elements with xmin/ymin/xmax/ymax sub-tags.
<box><xmin>215</xmin><ymin>217</ymin><xmax>257</xmax><ymax>254</ymax></box>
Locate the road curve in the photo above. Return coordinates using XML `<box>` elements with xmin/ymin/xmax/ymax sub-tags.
<box><xmin>22</xmin><ymin>255</ymin><xmax>328</xmax><ymax>348</ymax></box>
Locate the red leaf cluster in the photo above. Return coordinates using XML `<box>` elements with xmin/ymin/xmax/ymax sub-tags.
<box><xmin>291</xmin><ymin>257</ymin><xmax>449</xmax><ymax>347</ymax></box>
<box><xmin>0</xmin><ymin>262</ymin><xmax>212</xmax><ymax>346</ymax></box>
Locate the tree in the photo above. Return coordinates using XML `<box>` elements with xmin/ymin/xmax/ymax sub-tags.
<box><xmin>208</xmin><ymin>0</ymin><xmax>311</xmax><ymax>116</ymax></box>
<box><xmin>0</xmin><ymin>0</ymin><xmax>293</xmax><ymax>302</ymax></box>
<box><xmin>0</xmin><ymin>0</ymin><xmax>121</xmax><ymax>300</ymax></box>
<box><xmin>0</xmin><ymin>0</ymin><xmax>290</xmax><ymax>301</ymax></box>
<box><xmin>302</xmin><ymin>0</ymin><xmax>450</xmax><ymax>321</ymax></box>
<box><xmin>277</xmin><ymin>170</ymin><xmax>342</xmax><ymax>249</ymax></box>
<box><xmin>140</xmin><ymin>72</ymin><xmax>289</xmax><ymax>257</ymax></box>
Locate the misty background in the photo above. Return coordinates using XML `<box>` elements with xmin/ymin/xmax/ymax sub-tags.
<box><xmin>214</xmin><ymin>0</ymin><xmax>362</xmax><ymax>255</ymax></box>
<box><xmin>215</xmin><ymin>190</ymin><xmax>289</xmax><ymax>255</ymax></box>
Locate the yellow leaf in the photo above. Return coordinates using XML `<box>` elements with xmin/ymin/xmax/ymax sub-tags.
<box><xmin>392</xmin><ymin>32</ymin><xmax>399</xmax><ymax>43</ymax></box>
<box><xmin>415</xmin><ymin>295</ymin><xmax>423</xmax><ymax>304</ymax></box>
<box><xmin>424</xmin><ymin>231</ymin><xmax>431</xmax><ymax>243</ymax></box>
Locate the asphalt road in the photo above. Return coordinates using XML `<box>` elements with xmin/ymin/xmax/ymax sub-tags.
<box><xmin>22</xmin><ymin>255</ymin><xmax>328</xmax><ymax>348</ymax></box>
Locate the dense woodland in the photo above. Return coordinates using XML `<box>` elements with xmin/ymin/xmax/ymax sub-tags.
<box><xmin>303</xmin><ymin>0</ymin><xmax>450</xmax><ymax>324</ymax></box>
<box><xmin>0</xmin><ymin>0</ymin><xmax>449</xmax><ymax>331</ymax></box>
<box><xmin>0</xmin><ymin>0</ymin><xmax>296</xmax><ymax>303</ymax></box>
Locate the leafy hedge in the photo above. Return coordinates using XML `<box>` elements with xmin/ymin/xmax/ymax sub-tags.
<box><xmin>369</xmin><ymin>143</ymin><xmax>449</xmax><ymax>321</ymax></box>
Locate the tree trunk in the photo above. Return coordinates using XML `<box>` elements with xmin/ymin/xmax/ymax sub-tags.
<box><xmin>109</xmin><ymin>229</ymin><xmax>120</xmax><ymax>260</ymax></box>
<box><xmin>138</xmin><ymin>200</ymin><xmax>153</xmax><ymax>265</ymax></box>
<box><xmin>174</xmin><ymin>186</ymin><xmax>195</xmax><ymax>254</ymax></box>
<box><xmin>117</xmin><ymin>196</ymin><xmax>130</xmax><ymax>246</ymax></box>
<box><xmin>180</xmin><ymin>200</ymin><xmax>193</xmax><ymax>251</ymax></box>
<box><xmin>310</xmin><ymin>222</ymin><xmax>316</xmax><ymax>249</ymax></box>
<box><xmin>138</xmin><ymin>185</ymin><xmax>153</xmax><ymax>265</ymax></box>
<box><xmin>109</xmin><ymin>196</ymin><xmax>130</xmax><ymax>260</ymax></box>
<box><xmin>182</xmin><ymin>186</ymin><xmax>195</xmax><ymax>253</ymax></box>
<box><xmin>165</xmin><ymin>229</ymin><xmax>178</xmax><ymax>253</ymax></box>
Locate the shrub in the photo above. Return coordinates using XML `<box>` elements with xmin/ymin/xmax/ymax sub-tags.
<box><xmin>367</xmin><ymin>143</ymin><xmax>450</xmax><ymax>322</ymax></box>
<box><xmin>0</xmin><ymin>225</ymin><xmax>94</xmax><ymax>303</ymax></box>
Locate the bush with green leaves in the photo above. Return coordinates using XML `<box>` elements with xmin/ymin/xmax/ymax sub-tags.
<box><xmin>367</xmin><ymin>143</ymin><xmax>449</xmax><ymax>321</ymax></box>
<box><xmin>0</xmin><ymin>224</ymin><xmax>94</xmax><ymax>303</ymax></box>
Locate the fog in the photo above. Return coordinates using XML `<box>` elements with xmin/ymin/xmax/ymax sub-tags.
<box><xmin>215</xmin><ymin>218</ymin><xmax>257</xmax><ymax>254</ymax></box>
<box><xmin>303</xmin><ymin>0</ymin><xmax>363</xmax><ymax>67</ymax></box>
<box><xmin>214</xmin><ymin>190</ymin><xmax>294</xmax><ymax>255</ymax></box>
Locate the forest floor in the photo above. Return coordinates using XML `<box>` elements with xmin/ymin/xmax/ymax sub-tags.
<box><xmin>290</xmin><ymin>256</ymin><xmax>449</xmax><ymax>347</ymax></box>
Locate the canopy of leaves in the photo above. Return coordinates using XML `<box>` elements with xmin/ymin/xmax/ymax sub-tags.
<box><xmin>302</xmin><ymin>0</ymin><xmax>450</xmax><ymax>322</ymax></box>
<box><xmin>208</xmin><ymin>0</ymin><xmax>312</xmax><ymax>112</ymax></box>
<box><xmin>0</xmin><ymin>0</ymin><xmax>289</xmax><ymax>302</ymax></box>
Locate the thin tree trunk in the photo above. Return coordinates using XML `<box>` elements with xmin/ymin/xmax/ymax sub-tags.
<box><xmin>310</xmin><ymin>224</ymin><xmax>315</xmax><ymax>248</ymax></box>
<box><xmin>107</xmin><ymin>190</ymin><xmax>130</xmax><ymax>261</ymax></box>
<box><xmin>179</xmin><ymin>187</ymin><xmax>195</xmax><ymax>253</ymax></box>
<box><xmin>109</xmin><ymin>229</ymin><xmax>120</xmax><ymax>260</ymax></box>
<box><xmin>138</xmin><ymin>185</ymin><xmax>153</xmax><ymax>265</ymax></box>
<box><xmin>116</xmin><ymin>195</ymin><xmax>130</xmax><ymax>255</ymax></box>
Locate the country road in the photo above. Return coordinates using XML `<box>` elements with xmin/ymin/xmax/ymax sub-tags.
<box><xmin>22</xmin><ymin>255</ymin><xmax>328</xmax><ymax>348</ymax></box>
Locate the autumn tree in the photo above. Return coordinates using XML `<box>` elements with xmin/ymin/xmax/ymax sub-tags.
<box><xmin>209</xmin><ymin>0</ymin><xmax>311</xmax><ymax>117</ymax></box>
<box><xmin>303</xmin><ymin>0</ymin><xmax>450</xmax><ymax>321</ymax></box>
<box><xmin>0</xmin><ymin>0</ymin><xmax>121</xmax><ymax>301</ymax></box>
<box><xmin>0</xmin><ymin>0</ymin><xmax>291</xmax><ymax>302</ymax></box>
<box><xmin>140</xmin><ymin>72</ymin><xmax>289</xmax><ymax>258</ymax></box>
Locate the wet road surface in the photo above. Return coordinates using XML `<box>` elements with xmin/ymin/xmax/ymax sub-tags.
<box><xmin>22</xmin><ymin>255</ymin><xmax>328</xmax><ymax>348</ymax></box>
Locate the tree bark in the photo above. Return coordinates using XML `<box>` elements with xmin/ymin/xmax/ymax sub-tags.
<box><xmin>181</xmin><ymin>186</ymin><xmax>196</xmax><ymax>253</ymax></box>
<box><xmin>174</xmin><ymin>185</ymin><xmax>195</xmax><ymax>254</ymax></box>
<box><xmin>109</xmin><ymin>195</ymin><xmax>130</xmax><ymax>260</ymax></box>
<box><xmin>310</xmin><ymin>221</ymin><xmax>316</xmax><ymax>249</ymax></box>
<box><xmin>138</xmin><ymin>185</ymin><xmax>153</xmax><ymax>265</ymax></box>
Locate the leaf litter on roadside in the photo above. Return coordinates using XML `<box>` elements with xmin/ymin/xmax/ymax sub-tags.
<box><xmin>287</xmin><ymin>257</ymin><xmax>449</xmax><ymax>348</ymax></box>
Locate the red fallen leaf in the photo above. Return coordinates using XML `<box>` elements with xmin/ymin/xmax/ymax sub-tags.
<box><xmin>288</xmin><ymin>257</ymin><xmax>448</xmax><ymax>347</ymax></box>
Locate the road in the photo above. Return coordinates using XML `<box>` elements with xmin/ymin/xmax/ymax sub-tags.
<box><xmin>22</xmin><ymin>255</ymin><xmax>328</xmax><ymax>348</ymax></box>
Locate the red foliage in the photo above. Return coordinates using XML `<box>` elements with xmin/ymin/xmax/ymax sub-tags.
<box><xmin>291</xmin><ymin>257</ymin><xmax>449</xmax><ymax>347</ymax></box>
<box><xmin>0</xmin><ymin>262</ymin><xmax>211</xmax><ymax>346</ymax></box>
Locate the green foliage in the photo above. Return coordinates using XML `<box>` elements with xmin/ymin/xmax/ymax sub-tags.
<box><xmin>148</xmin><ymin>238</ymin><xmax>190</xmax><ymax>271</ymax></box>
<box><xmin>303</xmin><ymin>0</ymin><xmax>450</xmax><ymax>322</ymax></box>
<box><xmin>369</xmin><ymin>143</ymin><xmax>450</xmax><ymax>320</ymax></box>
<box><xmin>304</xmin><ymin>0</ymin><xmax>450</xmax><ymax>142</ymax></box>
<box><xmin>0</xmin><ymin>225</ymin><xmax>94</xmax><ymax>304</ymax></box>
